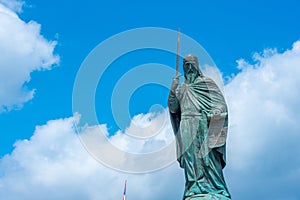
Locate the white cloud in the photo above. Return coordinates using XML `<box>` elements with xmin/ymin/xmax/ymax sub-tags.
<box><xmin>0</xmin><ymin>0</ymin><xmax>24</xmax><ymax>13</ymax></box>
<box><xmin>77</xmin><ymin>110</ymin><xmax>177</xmax><ymax>173</ymax></box>
<box><xmin>225</xmin><ymin>41</ymin><xmax>300</xmax><ymax>199</ymax></box>
<box><xmin>0</xmin><ymin>3</ymin><xmax>59</xmax><ymax>112</ymax></box>
<box><xmin>0</xmin><ymin>115</ymin><xmax>184</xmax><ymax>200</ymax></box>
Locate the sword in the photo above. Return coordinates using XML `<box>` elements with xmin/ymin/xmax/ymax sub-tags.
<box><xmin>176</xmin><ymin>28</ymin><xmax>180</xmax><ymax>76</ymax></box>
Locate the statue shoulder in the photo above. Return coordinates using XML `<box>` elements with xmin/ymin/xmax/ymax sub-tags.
<box><xmin>194</xmin><ymin>75</ymin><xmax>215</xmax><ymax>84</ymax></box>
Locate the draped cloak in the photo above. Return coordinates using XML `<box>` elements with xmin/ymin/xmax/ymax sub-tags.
<box><xmin>168</xmin><ymin>75</ymin><xmax>230</xmax><ymax>198</ymax></box>
<box><xmin>169</xmin><ymin>75</ymin><xmax>228</xmax><ymax>167</ymax></box>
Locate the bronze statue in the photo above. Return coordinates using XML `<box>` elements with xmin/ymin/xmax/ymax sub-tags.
<box><xmin>168</xmin><ymin>54</ymin><xmax>231</xmax><ymax>200</ymax></box>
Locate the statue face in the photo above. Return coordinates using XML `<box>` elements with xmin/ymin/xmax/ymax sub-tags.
<box><xmin>183</xmin><ymin>62</ymin><xmax>198</xmax><ymax>83</ymax></box>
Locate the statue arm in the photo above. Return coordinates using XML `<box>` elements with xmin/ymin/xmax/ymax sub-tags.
<box><xmin>168</xmin><ymin>76</ymin><xmax>180</xmax><ymax>113</ymax></box>
<box><xmin>168</xmin><ymin>91</ymin><xmax>179</xmax><ymax>113</ymax></box>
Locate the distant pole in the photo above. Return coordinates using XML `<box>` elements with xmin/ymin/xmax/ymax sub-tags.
<box><xmin>176</xmin><ymin>28</ymin><xmax>180</xmax><ymax>76</ymax></box>
<box><xmin>122</xmin><ymin>180</ymin><xmax>127</xmax><ymax>200</ymax></box>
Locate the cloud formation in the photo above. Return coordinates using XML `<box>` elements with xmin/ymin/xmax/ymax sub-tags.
<box><xmin>0</xmin><ymin>3</ymin><xmax>59</xmax><ymax>112</ymax></box>
<box><xmin>225</xmin><ymin>41</ymin><xmax>300</xmax><ymax>199</ymax></box>
<box><xmin>0</xmin><ymin>115</ymin><xmax>184</xmax><ymax>200</ymax></box>
<box><xmin>1</xmin><ymin>39</ymin><xmax>300</xmax><ymax>199</ymax></box>
<box><xmin>0</xmin><ymin>0</ymin><xmax>24</xmax><ymax>13</ymax></box>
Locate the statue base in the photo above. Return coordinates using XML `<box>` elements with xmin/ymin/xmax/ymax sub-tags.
<box><xmin>185</xmin><ymin>193</ymin><xmax>231</xmax><ymax>200</ymax></box>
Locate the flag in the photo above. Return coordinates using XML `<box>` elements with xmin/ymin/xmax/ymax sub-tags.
<box><xmin>122</xmin><ymin>180</ymin><xmax>127</xmax><ymax>200</ymax></box>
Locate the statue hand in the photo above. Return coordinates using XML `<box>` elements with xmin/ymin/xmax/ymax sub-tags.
<box><xmin>212</xmin><ymin>109</ymin><xmax>221</xmax><ymax>115</ymax></box>
<box><xmin>207</xmin><ymin>109</ymin><xmax>220</xmax><ymax>117</ymax></box>
<box><xmin>171</xmin><ymin>75</ymin><xmax>180</xmax><ymax>93</ymax></box>
<box><xmin>207</xmin><ymin>109</ymin><xmax>227</xmax><ymax>119</ymax></box>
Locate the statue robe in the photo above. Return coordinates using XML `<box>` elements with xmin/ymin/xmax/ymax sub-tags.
<box><xmin>168</xmin><ymin>76</ymin><xmax>231</xmax><ymax>199</ymax></box>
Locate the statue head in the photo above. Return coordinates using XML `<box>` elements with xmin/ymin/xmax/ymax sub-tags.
<box><xmin>183</xmin><ymin>54</ymin><xmax>202</xmax><ymax>83</ymax></box>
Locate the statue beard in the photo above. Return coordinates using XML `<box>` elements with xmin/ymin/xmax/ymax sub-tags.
<box><xmin>185</xmin><ymin>71</ymin><xmax>198</xmax><ymax>84</ymax></box>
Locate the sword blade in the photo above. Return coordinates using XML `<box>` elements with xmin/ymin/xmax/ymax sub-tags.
<box><xmin>176</xmin><ymin>28</ymin><xmax>180</xmax><ymax>76</ymax></box>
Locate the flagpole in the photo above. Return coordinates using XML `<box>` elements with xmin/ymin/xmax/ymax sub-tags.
<box><xmin>122</xmin><ymin>180</ymin><xmax>127</xmax><ymax>200</ymax></box>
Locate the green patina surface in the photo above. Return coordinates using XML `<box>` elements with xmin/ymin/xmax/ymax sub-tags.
<box><xmin>168</xmin><ymin>55</ymin><xmax>231</xmax><ymax>200</ymax></box>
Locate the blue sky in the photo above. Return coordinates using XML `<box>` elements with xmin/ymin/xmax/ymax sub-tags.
<box><xmin>1</xmin><ymin>0</ymin><xmax>300</xmax><ymax>199</ymax></box>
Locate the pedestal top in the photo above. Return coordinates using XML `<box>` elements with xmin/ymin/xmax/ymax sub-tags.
<box><xmin>185</xmin><ymin>193</ymin><xmax>231</xmax><ymax>200</ymax></box>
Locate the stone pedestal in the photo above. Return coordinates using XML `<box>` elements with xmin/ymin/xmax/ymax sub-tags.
<box><xmin>185</xmin><ymin>193</ymin><xmax>231</xmax><ymax>200</ymax></box>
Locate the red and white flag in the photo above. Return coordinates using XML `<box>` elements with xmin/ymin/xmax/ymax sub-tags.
<box><xmin>122</xmin><ymin>180</ymin><xmax>127</xmax><ymax>200</ymax></box>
